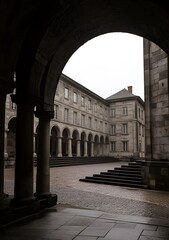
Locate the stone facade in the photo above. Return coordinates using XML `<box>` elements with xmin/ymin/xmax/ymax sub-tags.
<box><xmin>5</xmin><ymin>74</ymin><xmax>145</xmax><ymax>162</ymax></box>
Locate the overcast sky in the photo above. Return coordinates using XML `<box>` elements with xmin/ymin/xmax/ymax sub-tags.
<box><xmin>62</xmin><ymin>33</ymin><xmax>144</xmax><ymax>100</ymax></box>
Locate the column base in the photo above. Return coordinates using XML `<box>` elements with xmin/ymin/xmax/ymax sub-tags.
<box><xmin>11</xmin><ymin>196</ymin><xmax>37</xmax><ymax>207</ymax></box>
<box><xmin>57</xmin><ymin>153</ymin><xmax>62</xmax><ymax>157</ymax></box>
<box><xmin>142</xmin><ymin>160</ymin><xmax>169</xmax><ymax>191</ymax></box>
<box><xmin>34</xmin><ymin>192</ymin><xmax>51</xmax><ymax>199</ymax></box>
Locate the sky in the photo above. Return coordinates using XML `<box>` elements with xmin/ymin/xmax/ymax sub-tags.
<box><xmin>62</xmin><ymin>33</ymin><xmax>144</xmax><ymax>100</ymax></box>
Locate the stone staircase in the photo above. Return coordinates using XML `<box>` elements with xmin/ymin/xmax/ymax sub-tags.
<box><xmin>34</xmin><ymin>156</ymin><xmax>119</xmax><ymax>168</ymax></box>
<box><xmin>79</xmin><ymin>161</ymin><xmax>147</xmax><ymax>189</ymax></box>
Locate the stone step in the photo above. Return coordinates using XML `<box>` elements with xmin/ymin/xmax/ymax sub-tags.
<box><xmin>84</xmin><ymin>176</ymin><xmax>143</xmax><ymax>184</ymax></box>
<box><xmin>100</xmin><ymin>171</ymin><xmax>141</xmax><ymax>178</ymax></box>
<box><xmin>80</xmin><ymin>178</ymin><xmax>147</xmax><ymax>189</ymax></box>
<box><xmin>97</xmin><ymin>173</ymin><xmax>142</xmax><ymax>181</ymax></box>
<box><xmin>35</xmin><ymin>157</ymin><xmax>119</xmax><ymax>167</ymax></box>
<box><xmin>79</xmin><ymin>161</ymin><xmax>146</xmax><ymax>189</ymax></box>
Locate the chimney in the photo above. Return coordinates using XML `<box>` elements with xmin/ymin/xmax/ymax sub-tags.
<box><xmin>128</xmin><ymin>86</ymin><xmax>133</xmax><ymax>94</ymax></box>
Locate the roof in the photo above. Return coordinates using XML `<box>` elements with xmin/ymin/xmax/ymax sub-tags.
<box><xmin>106</xmin><ymin>88</ymin><xmax>136</xmax><ymax>101</ymax></box>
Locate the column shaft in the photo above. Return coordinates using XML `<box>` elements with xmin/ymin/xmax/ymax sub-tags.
<box><xmin>57</xmin><ymin>137</ymin><xmax>62</xmax><ymax>157</ymax></box>
<box><xmin>14</xmin><ymin>103</ymin><xmax>35</xmax><ymax>203</ymax></box>
<box><xmin>68</xmin><ymin>138</ymin><xmax>72</xmax><ymax>157</ymax></box>
<box><xmin>77</xmin><ymin>140</ymin><xmax>81</xmax><ymax>157</ymax></box>
<box><xmin>0</xmin><ymin>93</ymin><xmax>6</xmax><ymax>208</ymax></box>
<box><xmin>36</xmin><ymin>114</ymin><xmax>51</xmax><ymax>197</ymax></box>
<box><xmin>84</xmin><ymin>141</ymin><xmax>88</xmax><ymax>157</ymax></box>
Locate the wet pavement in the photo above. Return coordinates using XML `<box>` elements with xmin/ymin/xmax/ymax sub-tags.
<box><xmin>3</xmin><ymin>162</ymin><xmax>169</xmax><ymax>239</ymax></box>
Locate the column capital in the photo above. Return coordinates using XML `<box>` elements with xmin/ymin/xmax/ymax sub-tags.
<box><xmin>10</xmin><ymin>94</ymin><xmax>37</xmax><ymax>106</ymax></box>
<box><xmin>35</xmin><ymin>110</ymin><xmax>54</xmax><ymax>119</ymax></box>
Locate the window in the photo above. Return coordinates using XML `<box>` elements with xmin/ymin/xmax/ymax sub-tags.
<box><xmin>64</xmin><ymin>108</ymin><xmax>69</xmax><ymax>122</ymax></box>
<box><xmin>73</xmin><ymin>92</ymin><xmax>77</xmax><ymax>103</ymax></box>
<box><xmin>100</xmin><ymin>121</ymin><xmax>103</xmax><ymax>131</ymax></box>
<box><xmin>88</xmin><ymin>99</ymin><xmax>91</xmax><ymax>109</ymax></box>
<box><xmin>81</xmin><ymin>114</ymin><xmax>85</xmax><ymax>126</ymax></box>
<box><xmin>111</xmin><ymin>108</ymin><xmax>116</xmax><ymax>117</ymax></box>
<box><xmin>88</xmin><ymin>117</ymin><xmax>92</xmax><ymax>128</ymax></box>
<box><xmin>64</xmin><ymin>87</ymin><xmax>69</xmax><ymax>99</ymax></box>
<box><xmin>122</xmin><ymin>123</ymin><xmax>128</xmax><ymax>134</ymax></box>
<box><xmin>142</xmin><ymin>109</ymin><xmax>144</xmax><ymax>120</ymax></box>
<box><xmin>95</xmin><ymin>103</ymin><xmax>97</xmax><ymax>112</ymax></box>
<box><xmin>111</xmin><ymin>125</ymin><xmax>116</xmax><ymax>135</ymax></box>
<box><xmin>95</xmin><ymin>119</ymin><xmax>97</xmax><ymax>130</ymax></box>
<box><xmin>139</xmin><ymin>123</ymin><xmax>142</xmax><ymax>135</ymax></box>
<box><xmin>54</xmin><ymin>104</ymin><xmax>58</xmax><ymax>119</ymax></box>
<box><xmin>81</xmin><ymin>96</ymin><xmax>85</xmax><ymax>106</ymax></box>
<box><xmin>122</xmin><ymin>141</ymin><xmax>128</xmax><ymax>152</ymax></box>
<box><xmin>105</xmin><ymin>122</ymin><xmax>108</xmax><ymax>133</ymax></box>
<box><xmin>138</xmin><ymin>108</ymin><xmax>141</xmax><ymax>118</ymax></box>
<box><xmin>111</xmin><ymin>142</ymin><xmax>116</xmax><ymax>152</ymax></box>
<box><xmin>73</xmin><ymin>111</ymin><xmax>77</xmax><ymax>125</ymax></box>
<box><xmin>123</xmin><ymin>107</ymin><xmax>128</xmax><ymax>115</ymax></box>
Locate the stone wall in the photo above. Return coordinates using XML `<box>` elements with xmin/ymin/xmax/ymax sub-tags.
<box><xmin>144</xmin><ymin>39</ymin><xmax>169</xmax><ymax>160</ymax></box>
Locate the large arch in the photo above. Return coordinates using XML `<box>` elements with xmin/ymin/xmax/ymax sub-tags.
<box><xmin>0</xmin><ymin>1</ymin><xmax>169</xmax><ymax>113</ymax></box>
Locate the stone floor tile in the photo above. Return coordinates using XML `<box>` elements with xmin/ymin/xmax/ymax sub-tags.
<box><xmin>103</xmin><ymin>228</ymin><xmax>142</xmax><ymax>240</ymax></box>
<box><xmin>58</xmin><ymin>225</ymin><xmax>86</xmax><ymax>233</ymax></box>
<box><xmin>79</xmin><ymin>226</ymin><xmax>113</xmax><ymax>237</ymax></box>
<box><xmin>74</xmin><ymin>236</ymin><xmax>98</xmax><ymax>240</ymax></box>
<box><xmin>90</xmin><ymin>220</ymin><xmax>116</xmax><ymax>228</ymax></box>
<box><xmin>114</xmin><ymin>222</ymin><xmax>137</xmax><ymax>229</ymax></box>
<box><xmin>142</xmin><ymin>229</ymin><xmax>169</xmax><ymax>238</ymax></box>
<box><xmin>139</xmin><ymin>236</ymin><xmax>168</xmax><ymax>240</ymax></box>
<box><xmin>61</xmin><ymin>208</ymin><xmax>103</xmax><ymax>217</ymax></box>
<box><xmin>65</xmin><ymin>215</ymin><xmax>95</xmax><ymax>226</ymax></box>
<box><xmin>135</xmin><ymin>223</ymin><xmax>157</xmax><ymax>231</ymax></box>
<box><xmin>157</xmin><ymin>226</ymin><xmax>169</xmax><ymax>232</ymax></box>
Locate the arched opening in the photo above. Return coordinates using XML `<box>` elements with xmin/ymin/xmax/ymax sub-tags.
<box><xmin>88</xmin><ymin>133</ymin><xmax>93</xmax><ymax>157</ymax></box>
<box><xmin>7</xmin><ymin>117</ymin><xmax>16</xmax><ymax>159</ymax></box>
<box><xmin>62</xmin><ymin>128</ymin><xmax>70</xmax><ymax>156</ymax></box>
<box><xmin>81</xmin><ymin>132</ymin><xmax>86</xmax><ymax>157</ymax></box>
<box><xmin>72</xmin><ymin>130</ymin><xmax>79</xmax><ymax>156</ymax></box>
<box><xmin>100</xmin><ymin>136</ymin><xmax>104</xmax><ymax>157</ymax></box>
<box><xmin>94</xmin><ymin>135</ymin><xmax>99</xmax><ymax>157</ymax></box>
<box><xmin>50</xmin><ymin>126</ymin><xmax>60</xmax><ymax>157</ymax></box>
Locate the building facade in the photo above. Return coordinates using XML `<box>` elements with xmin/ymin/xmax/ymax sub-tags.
<box><xmin>5</xmin><ymin>74</ymin><xmax>145</xmax><ymax>164</ymax></box>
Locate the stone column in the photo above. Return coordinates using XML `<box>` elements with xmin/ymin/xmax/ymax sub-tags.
<box><xmin>68</xmin><ymin>138</ymin><xmax>72</xmax><ymax>157</ymax></box>
<box><xmin>35</xmin><ymin>110</ymin><xmax>53</xmax><ymax>198</ymax></box>
<box><xmin>77</xmin><ymin>139</ymin><xmax>81</xmax><ymax>157</ymax></box>
<box><xmin>12</xmin><ymin>98</ymin><xmax>35</xmax><ymax>205</ymax></box>
<box><xmin>0</xmin><ymin>93</ymin><xmax>6</xmax><ymax>208</ymax></box>
<box><xmin>57</xmin><ymin>137</ymin><xmax>62</xmax><ymax>157</ymax></box>
<box><xmin>84</xmin><ymin>140</ymin><xmax>88</xmax><ymax>157</ymax></box>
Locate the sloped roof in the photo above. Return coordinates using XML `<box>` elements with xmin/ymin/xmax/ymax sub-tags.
<box><xmin>106</xmin><ymin>88</ymin><xmax>136</xmax><ymax>101</ymax></box>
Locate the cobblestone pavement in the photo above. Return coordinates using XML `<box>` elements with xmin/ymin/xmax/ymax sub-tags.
<box><xmin>4</xmin><ymin>162</ymin><xmax>169</xmax><ymax>219</ymax></box>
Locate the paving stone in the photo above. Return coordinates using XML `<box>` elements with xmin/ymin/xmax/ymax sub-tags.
<box><xmin>102</xmin><ymin>228</ymin><xmax>142</xmax><ymax>240</ymax></box>
<box><xmin>74</xmin><ymin>237</ymin><xmax>98</xmax><ymax>240</ymax></box>
<box><xmin>79</xmin><ymin>226</ymin><xmax>111</xmax><ymax>237</ymax></box>
<box><xmin>65</xmin><ymin>216</ymin><xmax>95</xmax><ymax>226</ymax></box>
<box><xmin>142</xmin><ymin>229</ymin><xmax>169</xmax><ymax>237</ymax></box>
<box><xmin>135</xmin><ymin>224</ymin><xmax>157</xmax><ymax>231</ymax></box>
<box><xmin>114</xmin><ymin>222</ymin><xmax>137</xmax><ymax>229</ymax></box>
